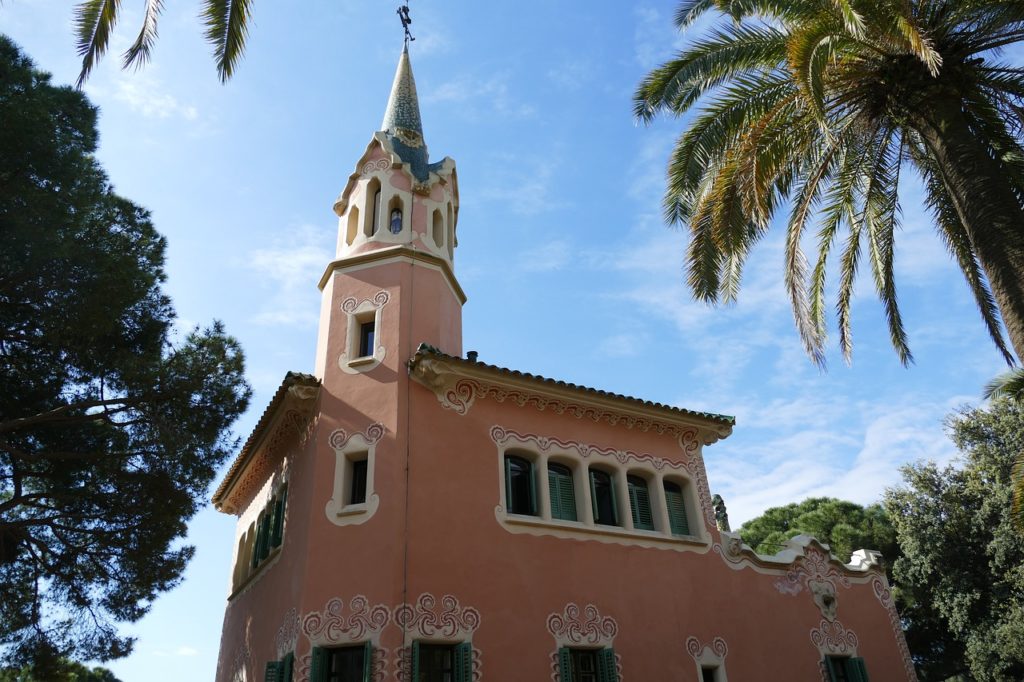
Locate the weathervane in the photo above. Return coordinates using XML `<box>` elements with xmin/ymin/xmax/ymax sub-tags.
<box><xmin>397</xmin><ymin>4</ymin><xmax>415</xmax><ymax>47</ymax></box>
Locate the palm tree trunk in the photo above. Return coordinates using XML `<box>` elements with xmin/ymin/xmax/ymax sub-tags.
<box><xmin>913</xmin><ymin>96</ymin><xmax>1024</xmax><ymax>364</ymax></box>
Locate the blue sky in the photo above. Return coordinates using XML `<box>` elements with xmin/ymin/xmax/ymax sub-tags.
<box><xmin>3</xmin><ymin>1</ymin><xmax>1012</xmax><ymax>678</ymax></box>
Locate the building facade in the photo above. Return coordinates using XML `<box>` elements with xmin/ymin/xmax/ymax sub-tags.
<box><xmin>212</xmin><ymin>46</ymin><xmax>916</xmax><ymax>682</ymax></box>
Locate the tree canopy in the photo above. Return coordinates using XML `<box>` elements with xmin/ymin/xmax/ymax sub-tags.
<box><xmin>886</xmin><ymin>399</ymin><xmax>1024</xmax><ymax>681</ymax></box>
<box><xmin>635</xmin><ymin>0</ymin><xmax>1024</xmax><ymax>367</ymax></box>
<box><xmin>737</xmin><ymin>497</ymin><xmax>898</xmax><ymax>564</ymax></box>
<box><xmin>0</xmin><ymin>35</ymin><xmax>251</xmax><ymax>666</ymax></box>
<box><xmin>0</xmin><ymin>659</ymin><xmax>122</xmax><ymax>682</ymax></box>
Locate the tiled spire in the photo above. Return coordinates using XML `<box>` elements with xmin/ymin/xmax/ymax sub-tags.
<box><xmin>381</xmin><ymin>45</ymin><xmax>424</xmax><ymax>145</ymax></box>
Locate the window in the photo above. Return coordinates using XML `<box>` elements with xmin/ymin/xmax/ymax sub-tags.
<box><xmin>432</xmin><ymin>209</ymin><xmax>444</xmax><ymax>247</ymax></box>
<box><xmin>265</xmin><ymin>652</ymin><xmax>295</xmax><ymax>682</ymax></box>
<box><xmin>701</xmin><ymin>666</ymin><xmax>719</xmax><ymax>682</ymax></box>
<box><xmin>627</xmin><ymin>475</ymin><xmax>654</xmax><ymax>530</ymax></box>
<box><xmin>548</xmin><ymin>462</ymin><xmax>577</xmax><ymax>521</ymax></box>
<box><xmin>350</xmin><ymin>458</ymin><xmax>368</xmax><ymax>505</ymax></box>
<box><xmin>310</xmin><ymin>643</ymin><xmax>372</xmax><ymax>682</ymax></box>
<box><xmin>663</xmin><ymin>481</ymin><xmax>690</xmax><ymax>535</ymax></box>
<box><xmin>411</xmin><ymin>641</ymin><xmax>472</xmax><ymax>682</ymax></box>
<box><xmin>371</xmin><ymin>188</ymin><xmax>381</xmax><ymax>236</ymax></box>
<box><xmin>505</xmin><ymin>455</ymin><xmax>537</xmax><ymax>515</ymax></box>
<box><xmin>389</xmin><ymin>208</ymin><xmax>403</xmax><ymax>234</ymax></box>
<box><xmin>245</xmin><ymin>485</ymin><xmax>287</xmax><ymax>578</ymax></box>
<box><xmin>358</xmin><ymin>321</ymin><xmax>375</xmax><ymax>358</ymax></box>
<box><xmin>589</xmin><ymin>469</ymin><xmax>618</xmax><ymax>526</ymax></box>
<box><xmin>825</xmin><ymin>656</ymin><xmax>869</xmax><ymax>682</ymax></box>
<box><xmin>557</xmin><ymin>647</ymin><xmax>618</xmax><ymax>682</ymax></box>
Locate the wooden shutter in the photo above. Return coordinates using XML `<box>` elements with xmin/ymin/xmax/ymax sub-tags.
<box><xmin>362</xmin><ymin>641</ymin><xmax>373</xmax><ymax>682</ymax></box>
<box><xmin>528</xmin><ymin>460</ymin><xmax>538</xmax><ymax>515</ymax></box>
<box><xmin>264</xmin><ymin>661</ymin><xmax>281</xmax><ymax>682</ymax></box>
<box><xmin>454</xmin><ymin>641</ymin><xmax>473</xmax><ymax>682</ymax></box>
<box><xmin>664</xmin><ymin>485</ymin><xmax>690</xmax><ymax>535</ymax></box>
<box><xmin>504</xmin><ymin>456</ymin><xmax>513</xmax><ymax>512</ymax></box>
<box><xmin>627</xmin><ymin>477</ymin><xmax>654</xmax><ymax>530</ymax></box>
<box><xmin>824</xmin><ymin>657</ymin><xmax>839</xmax><ymax>682</ymax></box>
<box><xmin>281</xmin><ymin>652</ymin><xmax>294</xmax><ymax>682</ymax></box>
<box><xmin>598</xmin><ymin>648</ymin><xmax>618</xmax><ymax>682</ymax></box>
<box><xmin>851</xmin><ymin>657</ymin><xmax>869</xmax><ymax>682</ymax></box>
<box><xmin>310</xmin><ymin>647</ymin><xmax>328</xmax><ymax>682</ymax></box>
<box><xmin>549</xmin><ymin>465</ymin><xmax>577</xmax><ymax>521</ymax></box>
<box><xmin>271</xmin><ymin>486</ymin><xmax>288</xmax><ymax>548</ymax></box>
<box><xmin>557</xmin><ymin>647</ymin><xmax>574</xmax><ymax>682</ymax></box>
<box><xmin>411</xmin><ymin>640</ymin><xmax>421</xmax><ymax>682</ymax></box>
<box><xmin>589</xmin><ymin>470</ymin><xmax>600</xmax><ymax>521</ymax></box>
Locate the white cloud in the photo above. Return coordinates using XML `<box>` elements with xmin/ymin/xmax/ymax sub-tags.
<box><xmin>597</xmin><ymin>332</ymin><xmax>649</xmax><ymax>359</ymax></box>
<box><xmin>425</xmin><ymin>72</ymin><xmax>536</xmax><ymax>120</ymax></box>
<box><xmin>519</xmin><ymin>239</ymin><xmax>572</xmax><ymax>272</ymax></box>
<box><xmin>175</xmin><ymin>646</ymin><xmax>199</xmax><ymax>657</ymax></box>
<box><xmin>478</xmin><ymin>155</ymin><xmax>566</xmax><ymax>216</ymax></box>
<box><xmin>92</xmin><ymin>72</ymin><xmax>201</xmax><ymax>121</ymax></box>
<box><xmin>247</xmin><ymin>224</ymin><xmax>333</xmax><ymax>327</ymax></box>
<box><xmin>546</xmin><ymin>59</ymin><xmax>593</xmax><ymax>91</ymax></box>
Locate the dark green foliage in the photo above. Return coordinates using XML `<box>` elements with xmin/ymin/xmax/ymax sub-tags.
<box><xmin>0</xmin><ymin>658</ymin><xmax>123</xmax><ymax>681</ymax></box>
<box><xmin>0</xmin><ymin>35</ymin><xmax>251</xmax><ymax>666</ymax></box>
<box><xmin>886</xmin><ymin>400</ymin><xmax>1024</xmax><ymax>681</ymax></box>
<box><xmin>636</xmin><ymin>0</ymin><xmax>1024</xmax><ymax>366</ymax></box>
<box><xmin>738</xmin><ymin>497</ymin><xmax>898</xmax><ymax>565</ymax></box>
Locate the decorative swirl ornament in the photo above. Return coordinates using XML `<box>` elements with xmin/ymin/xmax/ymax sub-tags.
<box><xmin>546</xmin><ymin>603</ymin><xmax>618</xmax><ymax>646</ymax></box>
<box><xmin>809</xmin><ymin>619</ymin><xmax>858</xmax><ymax>655</ymax></box>
<box><xmin>341</xmin><ymin>290</ymin><xmax>391</xmax><ymax>314</ymax></box>
<box><xmin>360</xmin><ymin>158</ymin><xmax>391</xmax><ymax>175</ymax></box>
<box><xmin>301</xmin><ymin>596</ymin><xmax>390</xmax><ymax>644</ymax></box>
<box><xmin>328</xmin><ymin>423</ymin><xmax>385</xmax><ymax>451</ymax></box>
<box><xmin>872</xmin><ymin>576</ymin><xmax>919</xmax><ymax>681</ymax></box>
<box><xmin>393</xmin><ymin>593</ymin><xmax>481</xmax><ymax>639</ymax></box>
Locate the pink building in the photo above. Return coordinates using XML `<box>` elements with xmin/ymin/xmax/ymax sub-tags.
<box><xmin>212</xmin><ymin>46</ymin><xmax>916</xmax><ymax>682</ymax></box>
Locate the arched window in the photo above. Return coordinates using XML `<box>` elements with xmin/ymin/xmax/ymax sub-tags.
<box><xmin>345</xmin><ymin>205</ymin><xmax>359</xmax><ymax>246</ymax></box>
<box><xmin>589</xmin><ymin>468</ymin><xmax>618</xmax><ymax>526</ymax></box>
<box><xmin>627</xmin><ymin>475</ymin><xmax>654</xmax><ymax>530</ymax></box>
<box><xmin>387</xmin><ymin>195</ymin><xmax>404</xmax><ymax>235</ymax></box>
<box><xmin>548</xmin><ymin>462</ymin><xmax>577</xmax><ymax>521</ymax></box>
<box><xmin>446</xmin><ymin>202</ymin><xmax>455</xmax><ymax>259</ymax></box>
<box><xmin>365</xmin><ymin>178</ymin><xmax>382</xmax><ymax>237</ymax></box>
<box><xmin>504</xmin><ymin>454</ymin><xmax>536</xmax><ymax>515</ymax></box>
<box><xmin>432</xmin><ymin>208</ymin><xmax>444</xmax><ymax>247</ymax></box>
<box><xmin>663</xmin><ymin>481</ymin><xmax>690</xmax><ymax>535</ymax></box>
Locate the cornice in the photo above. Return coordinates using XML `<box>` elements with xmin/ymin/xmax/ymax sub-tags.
<box><xmin>408</xmin><ymin>352</ymin><xmax>733</xmax><ymax>443</ymax></box>
<box><xmin>317</xmin><ymin>245</ymin><xmax>467</xmax><ymax>304</ymax></box>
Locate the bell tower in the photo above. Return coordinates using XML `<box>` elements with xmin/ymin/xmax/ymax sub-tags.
<box><xmin>314</xmin><ymin>44</ymin><xmax>463</xmax><ymax>380</ymax></box>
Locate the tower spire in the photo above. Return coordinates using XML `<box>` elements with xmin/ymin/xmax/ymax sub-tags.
<box><xmin>380</xmin><ymin>39</ymin><xmax>431</xmax><ymax>182</ymax></box>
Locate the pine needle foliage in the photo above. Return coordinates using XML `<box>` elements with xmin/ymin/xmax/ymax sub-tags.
<box><xmin>636</xmin><ymin>0</ymin><xmax>1024</xmax><ymax>367</ymax></box>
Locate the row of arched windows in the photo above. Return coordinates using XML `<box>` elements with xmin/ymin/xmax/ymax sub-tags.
<box><xmin>502</xmin><ymin>453</ymin><xmax>692</xmax><ymax>537</ymax></box>
<box><xmin>343</xmin><ymin>176</ymin><xmax>455</xmax><ymax>258</ymax></box>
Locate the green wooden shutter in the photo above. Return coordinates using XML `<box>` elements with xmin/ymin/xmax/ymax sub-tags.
<box><xmin>589</xmin><ymin>471</ymin><xmax>599</xmax><ymax>521</ymax></box>
<box><xmin>609</xmin><ymin>478</ymin><xmax>619</xmax><ymax>525</ymax></box>
<box><xmin>362</xmin><ymin>641</ymin><xmax>373</xmax><ymax>682</ymax></box>
<box><xmin>310</xmin><ymin>647</ymin><xmax>328</xmax><ymax>682</ymax></box>
<box><xmin>549</xmin><ymin>465</ymin><xmax>577</xmax><ymax>521</ymax></box>
<box><xmin>281</xmin><ymin>652</ymin><xmax>294</xmax><ymax>682</ymax></box>
<box><xmin>627</xmin><ymin>477</ymin><xmax>654</xmax><ymax>530</ymax></box>
<box><xmin>824</xmin><ymin>657</ymin><xmax>839</xmax><ymax>682</ymax></box>
<box><xmin>598</xmin><ymin>648</ymin><xmax>618</xmax><ymax>682</ymax></box>
<box><xmin>264</xmin><ymin>661</ymin><xmax>281</xmax><ymax>682</ymax></box>
<box><xmin>557</xmin><ymin>647</ymin><xmax>574</xmax><ymax>682</ymax></box>
<box><xmin>664</xmin><ymin>486</ymin><xmax>690</xmax><ymax>535</ymax></box>
<box><xmin>454</xmin><ymin>641</ymin><xmax>473</xmax><ymax>682</ymax></box>
<box><xmin>271</xmin><ymin>486</ymin><xmax>288</xmax><ymax>548</ymax></box>
<box><xmin>411</xmin><ymin>640</ymin><xmax>421</xmax><ymax>682</ymax></box>
<box><xmin>504</xmin><ymin>457</ymin><xmax>513</xmax><ymax>512</ymax></box>
<box><xmin>851</xmin><ymin>657</ymin><xmax>869</xmax><ymax>682</ymax></box>
<box><xmin>528</xmin><ymin>460</ymin><xmax>538</xmax><ymax>515</ymax></box>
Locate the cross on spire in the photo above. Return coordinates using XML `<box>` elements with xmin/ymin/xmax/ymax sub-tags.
<box><xmin>397</xmin><ymin>4</ymin><xmax>415</xmax><ymax>47</ymax></box>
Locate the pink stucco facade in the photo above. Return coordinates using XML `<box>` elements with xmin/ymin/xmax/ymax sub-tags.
<box><xmin>212</xmin><ymin>49</ymin><xmax>916</xmax><ymax>682</ymax></box>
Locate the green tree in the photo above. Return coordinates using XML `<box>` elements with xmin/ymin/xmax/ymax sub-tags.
<box><xmin>886</xmin><ymin>399</ymin><xmax>1024</xmax><ymax>680</ymax></box>
<box><xmin>737</xmin><ymin>497</ymin><xmax>898</xmax><ymax>563</ymax></box>
<box><xmin>0</xmin><ymin>36</ymin><xmax>251</xmax><ymax>666</ymax></box>
<box><xmin>71</xmin><ymin>0</ymin><xmax>253</xmax><ymax>86</ymax></box>
<box><xmin>635</xmin><ymin>0</ymin><xmax>1024</xmax><ymax>367</ymax></box>
<box><xmin>0</xmin><ymin>659</ymin><xmax>122</xmax><ymax>682</ymax></box>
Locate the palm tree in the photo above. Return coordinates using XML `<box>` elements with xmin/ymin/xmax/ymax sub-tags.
<box><xmin>634</xmin><ymin>0</ymin><xmax>1024</xmax><ymax>367</ymax></box>
<box><xmin>72</xmin><ymin>0</ymin><xmax>252</xmax><ymax>86</ymax></box>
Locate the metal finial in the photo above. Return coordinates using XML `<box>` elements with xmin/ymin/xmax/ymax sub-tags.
<box><xmin>397</xmin><ymin>4</ymin><xmax>415</xmax><ymax>47</ymax></box>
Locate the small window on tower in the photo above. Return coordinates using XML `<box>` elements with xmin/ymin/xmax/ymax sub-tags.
<box><xmin>389</xmin><ymin>207</ymin><xmax>403</xmax><ymax>234</ymax></box>
<box><xmin>358</xmin><ymin>321</ymin><xmax>375</xmax><ymax>358</ymax></box>
<box><xmin>350</xmin><ymin>458</ymin><xmax>368</xmax><ymax>505</ymax></box>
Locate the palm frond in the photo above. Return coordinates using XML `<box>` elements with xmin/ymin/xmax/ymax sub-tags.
<box><xmin>202</xmin><ymin>0</ymin><xmax>254</xmax><ymax>83</ymax></box>
<box><xmin>74</xmin><ymin>0</ymin><xmax>121</xmax><ymax>88</ymax></box>
<box><xmin>123</xmin><ymin>0</ymin><xmax>164</xmax><ymax>70</ymax></box>
<box><xmin>984</xmin><ymin>368</ymin><xmax>1024</xmax><ymax>399</ymax></box>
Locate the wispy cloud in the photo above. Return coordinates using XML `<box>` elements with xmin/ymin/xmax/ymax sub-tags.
<box><xmin>425</xmin><ymin>72</ymin><xmax>536</xmax><ymax>119</ymax></box>
<box><xmin>246</xmin><ymin>224</ymin><xmax>333</xmax><ymax>327</ymax></box>
<box><xmin>478</xmin><ymin>155</ymin><xmax>567</xmax><ymax>215</ymax></box>
<box><xmin>87</xmin><ymin>70</ymin><xmax>200</xmax><ymax>121</ymax></box>
<box><xmin>546</xmin><ymin>58</ymin><xmax>593</xmax><ymax>91</ymax></box>
<box><xmin>519</xmin><ymin>239</ymin><xmax>572</xmax><ymax>272</ymax></box>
